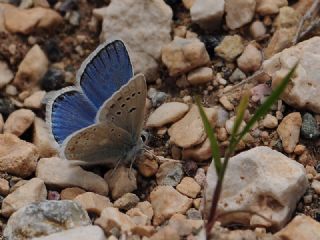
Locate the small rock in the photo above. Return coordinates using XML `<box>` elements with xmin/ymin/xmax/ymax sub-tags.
<box><xmin>1</xmin><ymin>178</ymin><xmax>47</xmax><ymax>217</ymax></box>
<box><xmin>150</xmin><ymin>185</ymin><xmax>192</xmax><ymax>225</ymax></box>
<box><xmin>161</xmin><ymin>37</ymin><xmax>210</xmax><ymax>76</ymax></box>
<box><xmin>199</xmin><ymin>35</ymin><xmax>221</xmax><ymax>57</ymax></box>
<box><xmin>67</xmin><ymin>10</ymin><xmax>80</xmax><ymax>26</ymax></box>
<box><xmin>168</xmin><ymin>105</ymin><xmax>217</xmax><ymax>148</ymax></box>
<box><xmin>190</xmin><ymin>0</ymin><xmax>225</xmax><ymax>32</ymax></box>
<box><xmin>182</xmin><ymin>160</ymin><xmax>198</xmax><ymax>177</ymax></box>
<box><xmin>3</xmin><ymin>200</ymin><xmax>91</xmax><ymax>240</ymax></box>
<box><xmin>0</xmin><ymin>97</ymin><xmax>15</xmax><ymax>116</ymax></box>
<box><xmin>274</xmin><ymin>6</ymin><xmax>301</xmax><ymax>29</ymax></box>
<box><xmin>74</xmin><ymin>192</ymin><xmax>112</xmax><ymax>216</ymax></box>
<box><xmin>147</xmin><ymin>88</ymin><xmax>169</xmax><ymax>107</ymax></box>
<box><xmin>4</xmin><ymin>108</ymin><xmax>35</xmax><ymax>136</ymax></box>
<box><xmin>0</xmin><ymin>178</ymin><xmax>9</xmax><ymax>195</ymax></box>
<box><xmin>146</xmin><ymin>102</ymin><xmax>189</xmax><ymax>128</ymax></box>
<box><xmin>251</xmin><ymin>84</ymin><xmax>272</xmax><ymax>102</ymax></box>
<box><xmin>205</xmin><ymin>146</ymin><xmax>308</xmax><ymax>230</ymax></box>
<box><xmin>168</xmin><ymin>214</ymin><xmax>203</xmax><ymax>236</ymax></box>
<box><xmin>194</xmin><ymin>168</ymin><xmax>206</xmax><ymax>187</ymax></box>
<box><xmin>176</xmin><ymin>177</ymin><xmax>201</xmax><ymax>198</ymax></box>
<box><xmin>256</xmin><ymin>0</ymin><xmax>288</xmax><ymax>15</ymax></box>
<box><xmin>229</xmin><ymin>68</ymin><xmax>246</xmax><ymax>82</ymax></box>
<box><xmin>126</xmin><ymin>207</ymin><xmax>149</xmax><ymax>226</ymax></box>
<box><xmin>225</xmin><ymin>116</ymin><xmax>246</xmax><ymax>134</ymax></box>
<box><xmin>275</xmin><ymin>215</ymin><xmax>320</xmax><ymax>240</ymax></box>
<box><xmin>277</xmin><ymin>112</ymin><xmax>302</xmax><ymax>153</ymax></box>
<box><xmin>137</xmin><ymin>158</ymin><xmax>158</xmax><ymax>177</ymax></box>
<box><xmin>311</xmin><ymin>180</ymin><xmax>320</xmax><ymax>195</ymax></box>
<box><xmin>33</xmin><ymin>117</ymin><xmax>58</xmax><ymax>158</ymax></box>
<box><xmin>13</xmin><ymin>44</ymin><xmax>49</xmax><ymax>90</ymax></box>
<box><xmin>0</xmin><ymin>61</ymin><xmax>13</xmax><ymax>88</ymax></box>
<box><xmin>156</xmin><ymin>161</ymin><xmax>183</xmax><ymax>187</ymax></box>
<box><xmin>186</xmin><ymin>208</ymin><xmax>202</xmax><ymax>219</ymax></box>
<box><xmin>136</xmin><ymin>201</ymin><xmax>154</xmax><ymax>222</ymax></box>
<box><xmin>2</xmin><ymin>4</ymin><xmax>62</xmax><ymax>34</ymax></box>
<box><xmin>150</xmin><ymin>226</ymin><xmax>180</xmax><ymax>240</ymax></box>
<box><xmin>187</xmin><ymin>67</ymin><xmax>213</xmax><ymax>85</ymax></box>
<box><xmin>262</xmin><ymin>114</ymin><xmax>278</xmax><ymax>129</ymax></box>
<box><xmin>182</xmin><ymin>0</ymin><xmax>195</xmax><ymax>9</ymax></box>
<box><xmin>219</xmin><ymin>95</ymin><xmax>234</xmax><ymax>111</ymax></box>
<box><xmin>104</xmin><ymin>166</ymin><xmax>137</xmax><ymax>200</ymax></box>
<box><xmin>237</xmin><ymin>44</ymin><xmax>262</xmax><ymax>73</ymax></box>
<box><xmin>24</xmin><ymin>90</ymin><xmax>45</xmax><ymax>109</ymax></box>
<box><xmin>0</xmin><ymin>133</ymin><xmax>38</xmax><ymax>177</ymax></box>
<box><xmin>36</xmin><ymin>157</ymin><xmax>108</xmax><ymax>195</ymax></box>
<box><xmin>95</xmin><ymin>207</ymin><xmax>135</xmax><ymax>233</ymax></box>
<box><xmin>225</xmin><ymin>0</ymin><xmax>256</xmax><ymax>30</ymax></box>
<box><xmin>48</xmin><ymin>190</ymin><xmax>60</xmax><ymax>200</ymax></box>
<box><xmin>114</xmin><ymin>193</ymin><xmax>139</xmax><ymax>211</ymax></box>
<box><xmin>33</xmin><ymin>226</ymin><xmax>107</xmax><ymax>240</ymax></box>
<box><xmin>301</xmin><ymin>113</ymin><xmax>320</xmax><ymax>139</ymax></box>
<box><xmin>215</xmin><ymin>35</ymin><xmax>245</xmax><ymax>62</ymax></box>
<box><xmin>60</xmin><ymin>187</ymin><xmax>86</xmax><ymax>200</ymax></box>
<box><xmin>294</xmin><ymin>144</ymin><xmax>306</xmax><ymax>155</ymax></box>
<box><xmin>250</xmin><ymin>21</ymin><xmax>267</xmax><ymax>39</ymax></box>
<box><xmin>0</xmin><ymin>113</ymin><xmax>3</xmax><ymax>133</ymax></box>
<box><xmin>182</xmin><ymin>138</ymin><xmax>212</xmax><ymax>162</ymax></box>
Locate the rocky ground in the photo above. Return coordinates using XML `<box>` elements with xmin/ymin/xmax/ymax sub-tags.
<box><xmin>0</xmin><ymin>0</ymin><xmax>320</xmax><ymax>239</ymax></box>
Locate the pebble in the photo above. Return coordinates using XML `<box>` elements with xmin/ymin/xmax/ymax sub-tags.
<box><xmin>0</xmin><ymin>133</ymin><xmax>38</xmax><ymax>177</ymax></box>
<box><xmin>250</xmin><ymin>83</ymin><xmax>271</xmax><ymax>102</ymax></box>
<box><xmin>275</xmin><ymin>215</ymin><xmax>320</xmax><ymax>240</ymax></box>
<box><xmin>0</xmin><ymin>97</ymin><xmax>15</xmax><ymax>116</ymax></box>
<box><xmin>262</xmin><ymin>114</ymin><xmax>278</xmax><ymax>129</ymax></box>
<box><xmin>150</xmin><ymin>186</ymin><xmax>192</xmax><ymax>225</ymax></box>
<box><xmin>182</xmin><ymin>160</ymin><xmax>198</xmax><ymax>177</ymax></box>
<box><xmin>294</xmin><ymin>144</ymin><xmax>306</xmax><ymax>155</ymax></box>
<box><xmin>0</xmin><ymin>61</ymin><xmax>13</xmax><ymax>88</ymax></box>
<box><xmin>274</xmin><ymin>6</ymin><xmax>300</xmax><ymax>29</ymax></box>
<box><xmin>136</xmin><ymin>201</ymin><xmax>154</xmax><ymax>222</ymax></box>
<box><xmin>215</xmin><ymin>35</ymin><xmax>245</xmax><ymax>62</ymax></box>
<box><xmin>97</xmin><ymin>0</ymin><xmax>172</xmax><ymax>81</ymax></box>
<box><xmin>4</xmin><ymin>108</ymin><xmax>35</xmax><ymax>136</ymax></box>
<box><xmin>199</xmin><ymin>35</ymin><xmax>221</xmax><ymax>57</ymax></box>
<box><xmin>256</xmin><ymin>0</ymin><xmax>288</xmax><ymax>15</ymax></box>
<box><xmin>147</xmin><ymin>88</ymin><xmax>169</xmax><ymax>107</ymax></box>
<box><xmin>250</xmin><ymin>21</ymin><xmax>267</xmax><ymax>39</ymax></box>
<box><xmin>137</xmin><ymin>158</ymin><xmax>158</xmax><ymax>177</ymax></box>
<box><xmin>74</xmin><ymin>192</ymin><xmax>112</xmax><ymax>216</ymax></box>
<box><xmin>149</xmin><ymin>226</ymin><xmax>179</xmax><ymax>240</ymax></box>
<box><xmin>264</xmin><ymin>37</ymin><xmax>320</xmax><ymax>113</ymax></box>
<box><xmin>190</xmin><ymin>0</ymin><xmax>224</xmax><ymax>31</ymax></box>
<box><xmin>301</xmin><ymin>113</ymin><xmax>320</xmax><ymax>139</ymax></box>
<box><xmin>219</xmin><ymin>95</ymin><xmax>234</xmax><ymax>111</ymax></box>
<box><xmin>215</xmin><ymin>106</ymin><xmax>229</xmax><ymax>127</ymax></box>
<box><xmin>186</xmin><ymin>208</ymin><xmax>202</xmax><ymax>220</ymax></box>
<box><xmin>225</xmin><ymin>116</ymin><xmax>246</xmax><ymax>134</ymax></box>
<box><xmin>311</xmin><ymin>180</ymin><xmax>320</xmax><ymax>195</ymax></box>
<box><xmin>67</xmin><ymin>10</ymin><xmax>80</xmax><ymax>26</ymax></box>
<box><xmin>0</xmin><ymin>178</ymin><xmax>9</xmax><ymax>195</ymax></box>
<box><xmin>156</xmin><ymin>162</ymin><xmax>183</xmax><ymax>187</ymax></box>
<box><xmin>13</xmin><ymin>44</ymin><xmax>49</xmax><ymax>90</ymax></box>
<box><xmin>176</xmin><ymin>177</ymin><xmax>201</xmax><ymax>198</ymax></box>
<box><xmin>229</xmin><ymin>68</ymin><xmax>246</xmax><ymax>82</ymax></box>
<box><xmin>48</xmin><ymin>190</ymin><xmax>60</xmax><ymax>200</ymax></box>
<box><xmin>146</xmin><ymin>102</ymin><xmax>189</xmax><ymax>128</ymax></box>
<box><xmin>2</xmin><ymin>4</ymin><xmax>62</xmax><ymax>34</ymax></box>
<box><xmin>237</xmin><ymin>44</ymin><xmax>262</xmax><ymax>73</ymax></box>
<box><xmin>104</xmin><ymin>166</ymin><xmax>137</xmax><ymax>200</ymax></box>
<box><xmin>161</xmin><ymin>37</ymin><xmax>210</xmax><ymax>76</ymax></box>
<box><xmin>194</xmin><ymin>168</ymin><xmax>206</xmax><ymax>187</ymax></box>
<box><xmin>182</xmin><ymin>138</ymin><xmax>211</xmax><ymax>162</ymax></box>
<box><xmin>114</xmin><ymin>193</ymin><xmax>139</xmax><ymax>211</ymax></box>
<box><xmin>277</xmin><ymin>112</ymin><xmax>302</xmax><ymax>153</ymax></box>
<box><xmin>33</xmin><ymin>226</ymin><xmax>107</xmax><ymax>240</ymax></box>
<box><xmin>168</xmin><ymin>105</ymin><xmax>217</xmax><ymax>148</ymax></box>
<box><xmin>225</xmin><ymin>0</ymin><xmax>256</xmax><ymax>30</ymax></box>
<box><xmin>168</xmin><ymin>214</ymin><xmax>203</xmax><ymax>236</ymax></box>
<box><xmin>206</xmin><ymin>146</ymin><xmax>308</xmax><ymax>229</ymax></box>
<box><xmin>0</xmin><ymin>113</ymin><xmax>3</xmax><ymax>133</ymax></box>
<box><xmin>5</xmin><ymin>85</ymin><xmax>18</xmax><ymax>96</ymax></box>
<box><xmin>95</xmin><ymin>207</ymin><xmax>135</xmax><ymax>233</ymax></box>
<box><xmin>36</xmin><ymin>157</ymin><xmax>109</xmax><ymax>195</ymax></box>
<box><xmin>1</xmin><ymin>178</ymin><xmax>47</xmax><ymax>217</ymax></box>
<box><xmin>187</xmin><ymin>67</ymin><xmax>213</xmax><ymax>85</ymax></box>
<box><xmin>33</xmin><ymin>117</ymin><xmax>58</xmax><ymax>158</ymax></box>
<box><xmin>3</xmin><ymin>200</ymin><xmax>91</xmax><ymax>240</ymax></box>
<box><xmin>126</xmin><ymin>207</ymin><xmax>149</xmax><ymax>226</ymax></box>
<box><xmin>24</xmin><ymin>90</ymin><xmax>46</xmax><ymax>109</ymax></box>
<box><xmin>182</xmin><ymin>0</ymin><xmax>195</xmax><ymax>9</ymax></box>
<box><xmin>60</xmin><ymin>187</ymin><xmax>86</xmax><ymax>200</ymax></box>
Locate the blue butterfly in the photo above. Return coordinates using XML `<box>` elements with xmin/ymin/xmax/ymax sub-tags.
<box><xmin>46</xmin><ymin>39</ymin><xmax>147</xmax><ymax>167</ymax></box>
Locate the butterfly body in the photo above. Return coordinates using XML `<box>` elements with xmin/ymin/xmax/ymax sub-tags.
<box><xmin>46</xmin><ymin>39</ymin><xmax>147</xmax><ymax>167</ymax></box>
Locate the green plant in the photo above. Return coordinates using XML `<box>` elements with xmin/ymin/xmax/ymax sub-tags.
<box><xmin>195</xmin><ymin>64</ymin><xmax>298</xmax><ymax>238</ymax></box>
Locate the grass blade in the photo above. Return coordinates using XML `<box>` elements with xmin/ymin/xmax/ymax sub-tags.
<box><xmin>237</xmin><ymin>64</ymin><xmax>298</xmax><ymax>141</ymax></box>
<box><xmin>195</xmin><ymin>96</ymin><xmax>222</xmax><ymax>175</ymax></box>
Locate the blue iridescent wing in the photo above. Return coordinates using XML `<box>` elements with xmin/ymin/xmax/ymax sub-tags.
<box><xmin>77</xmin><ymin>39</ymin><xmax>133</xmax><ymax>109</ymax></box>
<box><xmin>46</xmin><ymin>87</ymin><xmax>97</xmax><ymax>145</ymax></box>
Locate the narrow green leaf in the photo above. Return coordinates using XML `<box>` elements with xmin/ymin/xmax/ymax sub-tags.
<box><xmin>195</xmin><ymin>96</ymin><xmax>222</xmax><ymax>175</ymax></box>
<box><xmin>237</xmin><ymin>64</ymin><xmax>298</xmax><ymax>141</ymax></box>
<box><xmin>231</xmin><ymin>92</ymin><xmax>250</xmax><ymax>141</ymax></box>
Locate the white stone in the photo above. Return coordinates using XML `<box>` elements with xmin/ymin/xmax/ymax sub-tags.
<box><xmin>225</xmin><ymin>0</ymin><xmax>256</xmax><ymax>30</ymax></box>
<box><xmin>215</xmin><ymin>35</ymin><xmax>244</xmax><ymax>62</ymax></box>
<box><xmin>187</xmin><ymin>67</ymin><xmax>213</xmax><ymax>85</ymax></box>
<box><xmin>190</xmin><ymin>0</ymin><xmax>224</xmax><ymax>32</ymax></box>
<box><xmin>161</xmin><ymin>37</ymin><xmax>210</xmax><ymax>77</ymax></box>
<box><xmin>225</xmin><ymin>116</ymin><xmax>246</xmax><ymax>134</ymax></box>
<box><xmin>263</xmin><ymin>37</ymin><xmax>320</xmax><ymax>113</ymax></box>
<box><xmin>146</xmin><ymin>102</ymin><xmax>189</xmax><ymax>128</ymax></box>
<box><xmin>96</xmin><ymin>0</ymin><xmax>172</xmax><ymax>81</ymax></box>
<box><xmin>4</xmin><ymin>109</ymin><xmax>35</xmax><ymax>137</ymax></box>
<box><xmin>256</xmin><ymin>0</ymin><xmax>288</xmax><ymax>16</ymax></box>
<box><xmin>0</xmin><ymin>61</ymin><xmax>13</xmax><ymax>88</ymax></box>
<box><xmin>262</xmin><ymin>114</ymin><xmax>278</xmax><ymax>128</ymax></box>
<box><xmin>36</xmin><ymin>157</ymin><xmax>108</xmax><ymax>195</ymax></box>
<box><xmin>24</xmin><ymin>90</ymin><xmax>45</xmax><ymax>109</ymax></box>
<box><xmin>237</xmin><ymin>44</ymin><xmax>262</xmax><ymax>73</ymax></box>
<box><xmin>205</xmin><ymin>146</ymin><xmax>308</xmax><ymax>230</ymax></box>
<box><xmin>74</xmin><ymin>192</ymin><xmax>112</xmax><ymax>216</ymax></box>
<box><xmin>32</xmin><ymin>226</ymin><xmax>107</xmax><ymax>240</ymax></box>
<box><xmin>250</xmin><ymin>21</ymin><xmax>266</xmax><ymax>39</ymax></box>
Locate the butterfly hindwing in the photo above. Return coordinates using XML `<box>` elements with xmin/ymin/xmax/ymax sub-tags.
<box><xmin>46</xmin><ymin>87</ymin><xmax>98</xmax><ymax>145</ymax></box>
<box><xmin>77</xmin><ymin>39</ymin><xmax>133</xmax><ymax>109</ymax></box>
<box><xmin>97</xmin><ymin>74</ymin><xmax>147</xmax><ymax>142</ymax></box>
<box><xmin>61</xmin><ymin>121</ymin><xmax>133</xmax><ymax>166</ymax></box>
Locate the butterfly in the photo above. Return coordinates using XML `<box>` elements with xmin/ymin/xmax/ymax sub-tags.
<box><xmin>46</xmin><ymin>39</ymin><xmax>147</xmax><ymax>167</ymax></box>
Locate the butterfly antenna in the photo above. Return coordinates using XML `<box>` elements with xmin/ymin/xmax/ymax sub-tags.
<box><xmin>111</xmin><ymin>157</ymin><xmax>122</xmax><ymax>177</ymax></box>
